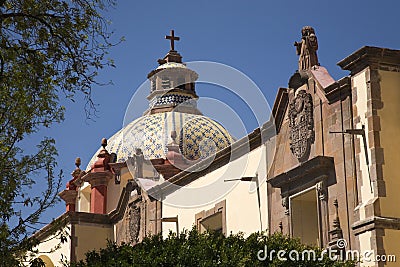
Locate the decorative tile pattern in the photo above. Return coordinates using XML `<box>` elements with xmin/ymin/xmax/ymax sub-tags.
<box><xmin>86</xmin><ymin>112</ymin><xmax>232</xmax><ymax>170</ymax></box>
<box><xmin>179</xmin><ymin>117</ymin><xmax>231</xmax><ymax>160</ymax></box>
<box><xmin>149</xmin><ymin>93</ymin><xmax>196</xmax><ymax>108</ymax></box>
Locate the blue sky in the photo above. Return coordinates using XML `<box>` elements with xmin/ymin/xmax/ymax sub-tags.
<box><xmin>24</xmin><ymin>1</ymin><xmax>400</xmax><ymax>221</ymax></box>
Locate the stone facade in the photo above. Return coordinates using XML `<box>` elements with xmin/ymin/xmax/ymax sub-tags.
<box><xmin>266</xmin><ymin>46</ymin><xmax>400</xmax><ymax>266</ymax></box>
<box><xmin>267</xmin><ymin>68</ymin><xmax>356</xmax><ymax>248</ymax></box>
<box><xmin>114</xmin><ymin>187</ymin><xmax>162</xmax><ymax>246</ymax></box>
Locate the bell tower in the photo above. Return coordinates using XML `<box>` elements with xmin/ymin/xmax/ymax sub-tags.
<box><xmin>145</xmin><ymin>30</ymin><xmax>201</xmax><ymax>115</ymax></box>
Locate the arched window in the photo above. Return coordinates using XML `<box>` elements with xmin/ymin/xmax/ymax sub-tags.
<box><xmin>38</xmin><ymin>255</ymin><xmax>55</xmax><ymax>267</ymax></box>
<box><xmin>79</xmin><ymin>185</ymin><xmax>91</xmax><ymax>212</ymax></box>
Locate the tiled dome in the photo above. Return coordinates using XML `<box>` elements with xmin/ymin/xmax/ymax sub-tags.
<box><xmin>87</xmin><ymin>112</ymin><xmax>232</xmax><ymax>170</ymax></box>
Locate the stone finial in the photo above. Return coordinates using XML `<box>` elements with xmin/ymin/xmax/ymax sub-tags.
<box><xmin>63</xmin><ymin>157</ymin><xmax>82</xmax><ymax>210</ymax></box>
<box><xmin>91</xmin><ymin>138</ymin><xmax>111</xmax><ymax>172</ymax></box>
<box><xmin>71</xmin><ymin>157</ymin><xmax>82</xmax><ymax>181</ymax></box>
<box><xmin>97</xmin><ymin>138</ymin><xmax>110</xmax><ymax>158</ymax></box>
<box><xmin>75</xmin><ymin>157</ymin><xmax>81</xmax><ymax>168</ymax></box>
<box><xmin>329</xmin><ymin>198</ymin><xmax>343</xmax><ymax>247</ymax></box>
<box><xmin>101</xmin><ymin>138</ymin><xmax>107</xmax><ymax>149</ymax></box>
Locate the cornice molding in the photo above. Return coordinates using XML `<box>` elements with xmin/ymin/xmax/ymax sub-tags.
<box><xmin>338</xmin><ymin>46</ymin><xmax>400</xmax><ymax>75</ymax></box>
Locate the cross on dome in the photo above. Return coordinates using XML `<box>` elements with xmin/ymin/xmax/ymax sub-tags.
<box><xmin>165</xmin><ymin>30</ymin><xmax>180</xmax><ymax>51</ymax></box>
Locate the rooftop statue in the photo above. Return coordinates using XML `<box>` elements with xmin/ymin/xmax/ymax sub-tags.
<box><xmin>294</xmin><ymin>26</ymin><xmax>319</xmax><ymax>71</ymax></box>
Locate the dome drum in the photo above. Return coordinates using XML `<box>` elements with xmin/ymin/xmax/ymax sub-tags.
<box><xmin>148</xmin><ymin>66</ymin><xmax>198</xmax><ymax>93</ymax></box>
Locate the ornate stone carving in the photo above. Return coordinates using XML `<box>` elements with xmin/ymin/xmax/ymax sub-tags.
<box><xmin>316</xmin><ymin>181</ymin><xmax>327</xmax><ymax>201</ymax></box>
<box><xmin>128</xmin><ymin>204</ymin><xmax>141</xmax><ymax>244</ymax></box>
<box><xmin>294</xmin><ymin>26</ymin><xmax>319</xmax><ymax>71</ymax></box>
<box><xmin>329</xmin><ymin>199</ymin><xmax>343</xmax><ymax>248</ymax></box>
<box><xmin>281</xmin><ymin>196</ymin><xmax>289</xmax><ymax>215</ymax></box>
<box><xmin>288</xmin><ymin>90</ymin><xmax>314</xmax><ymax>160</ymax></box>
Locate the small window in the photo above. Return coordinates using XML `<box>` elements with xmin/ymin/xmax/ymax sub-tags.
<box><xmin>195</xmin><ymin>200</ymin><xmax>226</xmax><ymax>235</ymax></box>
<box><xmin>290</xmin><ymin>189</ymin><xmax>320</xmax><ymax>246</ymax></box>
<box><xmin>151</xmin><ymin>79</ymin><xmax>156</xmax><ymax>91</ymax></box>
<box><xmin>199</xmin><ymin>212</ymin><xmax>223</xmax><ymax>233</ymax></box>
<box><xmin>161</xmin><ymin>77</ymin><xmax>171</xmax><ymax>89</ymax></box>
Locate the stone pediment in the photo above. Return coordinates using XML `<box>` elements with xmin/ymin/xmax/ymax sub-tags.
<box><xmin>267</xmin><ymin>155</ymin><xmax>336</xmax><ymax>197</ymax></box>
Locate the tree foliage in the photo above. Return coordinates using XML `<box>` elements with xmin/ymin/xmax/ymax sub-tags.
<box><xmin>73</xmin><ymin>229</ymin><xmax>355</xmax><ymax>267</ymax></box>
<box><xmin>0</xmin><ymin>0</ymin><xmax>118</xmax><ymax>265</ymax></box>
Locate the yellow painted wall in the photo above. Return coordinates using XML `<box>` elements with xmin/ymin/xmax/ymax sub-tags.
<box><xmin>74</xmin><ymin>224</ymin><xmax>113</xmax><ymax>261</ymax></box>
<box><xmin>106</xmin><ymin>168</ymin><xmax>131</xmax><ymax>213</ymax></box>
<box><xmin>381</xmin><ymin>229</ymin><xmax>400</xmax><ymax>266</ymax></box>
<box><xmin>378</xmin><ymin>70</ymin><xmax>400</xmax><ymax>218</ymax></box>
<box><xmin>377</xmin><ymin>70</ymin><xmax>400</xmax><ymax>264</ymax></box>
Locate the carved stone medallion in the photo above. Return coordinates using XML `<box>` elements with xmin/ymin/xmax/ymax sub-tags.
<box><xmin>288</xmin><ymin>90</ymin><xmax>314</xmax><ymax>160</ymax></box>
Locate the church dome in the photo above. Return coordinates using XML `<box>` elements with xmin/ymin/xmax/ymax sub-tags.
<box><xmin>87</xmin><ymin>112</ymin><xmax>233</xmax><ymax>169</ymax></box>
<box><xmin>87</xmin><ymin>31</ymin><xmax>233</xmax><ymax>170</ymax></box>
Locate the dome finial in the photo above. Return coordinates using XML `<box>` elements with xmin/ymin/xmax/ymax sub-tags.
<box><xmin>75</xmin><ymin>157</ymin><xmax>81</xmax><ymax>169</ymax></box>
<box><xmin>101</xmin><ymin>138</ymin><xmax>107</xmax><ymax>149</ymax></box>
